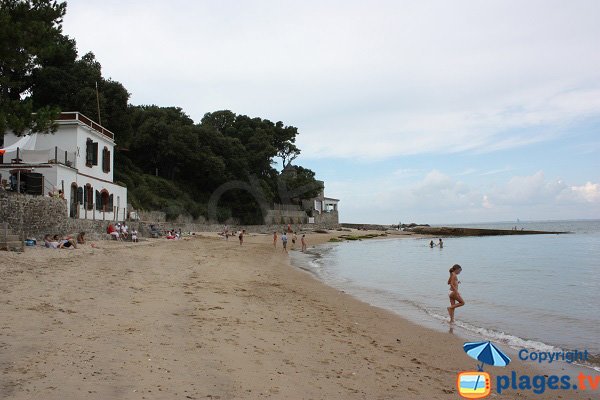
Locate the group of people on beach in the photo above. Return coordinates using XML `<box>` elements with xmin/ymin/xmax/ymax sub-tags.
<box><xmin>273</xmin><ymin>231</ymin><xmax>307</xmax><ymax>253</ymax></box>
<box><xmin>107</xmin><ymin>223</ymin><xmax>138</xmax><ymax>242</ymax></box>
<box><xmin>220</xmin><ymin>225</ymin><xmax>309</xmax><ymax>252</ymax></box>
<box><xmin>429</xmin><ymin>238</ymin><xmax>443</xmax><ymax>248</ymax></box>
<box><xmin>43</xmin><ymin>232</ymin><xmax>86</xmax><ymax>249</ymax></box>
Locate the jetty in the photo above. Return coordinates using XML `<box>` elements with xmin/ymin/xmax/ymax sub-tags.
<box><xmin>406</xmin><ymin>226</ymin><xmax>569</xmax><ymax>236</ymax></box>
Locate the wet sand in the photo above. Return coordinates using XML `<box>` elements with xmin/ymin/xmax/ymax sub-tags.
<box><xmin>0</xmin><ymin>231</ymin><xmax>595</xmax><ymax>399</ymax></box>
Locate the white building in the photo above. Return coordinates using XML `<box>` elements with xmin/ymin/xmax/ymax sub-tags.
<box><xmin>1</xmin><ymin>112</ymin><xmax>128</xmax><ymax>221</ymax></box>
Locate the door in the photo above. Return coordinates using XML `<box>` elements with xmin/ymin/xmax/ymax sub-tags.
<box><xmin>70</xmin><ymin>184</ymin><xmax>78</xmax><ymax>218</ymax></box>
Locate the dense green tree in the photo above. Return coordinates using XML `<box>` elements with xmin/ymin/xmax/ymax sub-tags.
<box><xmin>31</xmin><ymin>50</ymin><xmax>131</xmax><ymax>141</ymax></box>
<box><xmin>2</xmin><ymin>1</ymin><xmax>323</xmax><ymax>223</ymax></box>
<box><xmin>279</xmin><ymin>165</ymin><xmax>323</xmax><ymax>203</ymax></box>
<box><xmin>0</xmin><ymin>0</ymin><xmax>67</xmax><ymax>135</ymax></box>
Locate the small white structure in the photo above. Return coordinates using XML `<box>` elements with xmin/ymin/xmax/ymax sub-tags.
<box><xmin>1</xmin><ymin>112</ymin><xmax>128</xmax><ymax>221</ymax></box>
<box><xmin>301</xmin><ymin>180</ymin><xmax>340</xmax><ymax>225</ymax></box>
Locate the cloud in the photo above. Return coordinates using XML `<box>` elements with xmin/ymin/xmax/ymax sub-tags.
<box><xmin>62</xmin><ymin>0</ymin><xmax>600</xmax><ymax>160</ymax></box>
<box><xmin>334</xmin><ymin>170</ymin><xmax>600</xmax><ymax>223</ymax></box>
<box><xmin>561</xmin><ymin>182</ymin><xmax>600</xmax><ymax>203</ymax></box>
<box><xmin>489</xmin><ymin>171</ymin><xmax>568</xmax><ymax>205</ymax></box>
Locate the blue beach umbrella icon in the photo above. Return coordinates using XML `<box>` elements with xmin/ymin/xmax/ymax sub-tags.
<box><xmin>463</xmin><ymin>341</ymin><xmax>511</xmax><ymax>394</ymax></box>
<box><xmin>463</xmin><ymin>341</ymin><xmax>511</xmax><ymax>371</ymax></box>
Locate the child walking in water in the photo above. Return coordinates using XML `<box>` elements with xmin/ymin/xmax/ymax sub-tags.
<box><xmin>447</xmin><ymin>264</ymin><xmax>464</xmax><ymax>323</ymax></box>
<box><xmin>281</xmin><ymin>232</ymin><xmax>288</xmax><ymax>253</ymax></box>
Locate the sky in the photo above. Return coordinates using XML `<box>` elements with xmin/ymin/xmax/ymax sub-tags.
<box><xmin>62</xmin><ymin>0</ymin><xmax>600</xmax><ymax>224</ymax></box>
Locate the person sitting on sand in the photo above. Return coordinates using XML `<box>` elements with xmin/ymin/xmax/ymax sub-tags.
<box><xmin>54</xmin><ymin>234</ymin><xmax>77</xmax><ymax>249</ymax></box>
<box><xmin>273</xmin><ymin>231</ymin><xmax>278</xmax><ymax>248</ymax></box>
<box><xmin>121</xmin><ymin>224</ymin><xmax>129</xmax><ymax>240</ymax></box>
<box><xmin>77</xmin><ymin>232</ymin><xmax>86</xmax><ymax>245</ymax></box>
<box><xmin>447</xmin><ymin>264</ymin><xmax>465</xmax><ymax>323</ymax></box>
<box><xmin>131</xmin><ymin>229</ymin><xmax>138</xmax><ymax>243</ymax></box>
<box><xmin>44</xmin><ymin>234</ymin><xmax>60</xmax><ymax>249</ymax></box>
<box><xmin>281</xmin><ymin>232</ymin><xmax>288</xmax><ymax>253</ymax></box>
<box><xmin>107</xmin><ymin>224</ymin><xmax>120</xmax><ymax>240</ymax></box>
<box><xmin>301</xmin><ymin>234</ymin><xmax>307</xmax><ymax>252</ymax></box>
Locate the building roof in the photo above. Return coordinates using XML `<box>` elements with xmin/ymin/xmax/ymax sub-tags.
<box><xmin>323</xmin><ymin>197</ymin><xmax>340</xmax><ymax>202</ymax></box>
<box><xmin>56</xmin><ymin>112</ymin><xmax>115</xmax><ymax>140</ymax></box>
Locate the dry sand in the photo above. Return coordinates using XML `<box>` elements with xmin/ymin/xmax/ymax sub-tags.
<box><xmin>0</xmin><ymin>231</ymin><xmax>595</xmax><ymax>399</ymax></box>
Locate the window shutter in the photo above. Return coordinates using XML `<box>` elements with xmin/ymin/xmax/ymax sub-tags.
<box><xmin>86</xmin><ymin>139</ymin><xmax>93</xmax><ymax>166</ymax></box>
<box><xmin>85</xmin><ymin>185</ymin><xmax>93</xmax><ymax>210</ymax></box>
<box><xmin>109</xmin><ymin>194</ymin><xmax>114</xmax><ymax>209</ymax></box>
<box><xmin>95</xmin><ymin>190</ymin><xmax>101</xmax><ymax>210</ymax></box>
<box><xmin>92</xmin><ymin>142</ymin><xmax>99</xmax><ymax>165</ymax></box>
<box><xmin>102</xmin><ymin>148</ymin><xmax>111</xmax><ymax>173</ymax></box>
<box><xmin>77</xmin><ymin>187</ymin><xmax>83</xmax><ymax>204</ymax></box>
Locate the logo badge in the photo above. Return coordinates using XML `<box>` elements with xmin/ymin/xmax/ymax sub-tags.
<box><xmin>457</xmin><ymin>371</ymin><xmax>491</xmax><ymax>399</ymax></box>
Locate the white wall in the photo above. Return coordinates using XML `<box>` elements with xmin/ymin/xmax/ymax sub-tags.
<box><xmin>74</xmin><ymin>123</ymin><xmax>115</xmax><ymax>182</ymax></box>
<box><xmin>4</xmin><ymin>118</ymin><xmax>126</xmax><ymax>221</ymax></box>
<box><xmin>4</xmin><ymin>122</ymin><xmax>116</xmax><ymax>181</ymax></box>
<box><xmin>73</xmin><ymin>175</ymin><xmax>128</xmax><ymax>222</ymax></box>
<box><xmin>29</xmin><ymin>125</ymin><xmax>79</xmax><ymax>153</ymax></box>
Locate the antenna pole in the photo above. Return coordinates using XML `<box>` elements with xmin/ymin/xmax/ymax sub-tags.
<box><xmin>96</xmin><ymin>81</ymin><xmax>102</xmax><ymax>125</ymax></box>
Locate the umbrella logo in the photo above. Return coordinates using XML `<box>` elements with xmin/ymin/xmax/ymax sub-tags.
<box><xmin>457</xmin><ymin>341</ymin><xmax>511</xmax><ymax>399</ymax></box>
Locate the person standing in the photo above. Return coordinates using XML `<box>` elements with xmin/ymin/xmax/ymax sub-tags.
<box><xmin>439</xmin><ymin>238</ymin><xmax>444</xmax><ymax>248</ymax></box>
<box><xmin>239</xmin><ymin>229</ymin><xmax>245</xmax><ymax>246</ymax></box>
<box><xmin>447</xmin><ymin>264</ymin><xmax>465</xmax><ymax>323</ymax></box>
<box><xmin>291</xmin><ymin>232</ymin><xmax>297</xmax><ymax>250</ymax></box>
<box><xmin>281</xmin><ymin>232</ymin><xmax>288</xmax><ymax>253</ymax></box>
<box><xmin>273</xmin><ymin>231</ymin><xmax>278</xmax><ymax>248</ymax></box>
<box><xmin>301</xmin><ymin>234</ymin><xmax>307</xmax><ymax>252</ymax></box>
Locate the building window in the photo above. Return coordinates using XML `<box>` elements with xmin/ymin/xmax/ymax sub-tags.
<box><xmin>99</xmin><ymin>190</ymin><xmax>111</xmax><ymax>212</ymax></box>
<box><xmin>86</xmin><ymin>139</ymin><xmax>98</xmax><ymax>167</ymax></box>
<box><xmin>84</xmin><ymin>184</ymin><xmax>94</xmax><ymax>210</ymax></box>
<box><xmin>102</xmin><ymin>147</ymin><xmax>111</xmax><ymax>173</ymax></box>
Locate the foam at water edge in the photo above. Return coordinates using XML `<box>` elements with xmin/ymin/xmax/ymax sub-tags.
<box><xmin>425</xmin><ymin>309</ymin><xmax>600</xmax><ymax>371</ymax></box>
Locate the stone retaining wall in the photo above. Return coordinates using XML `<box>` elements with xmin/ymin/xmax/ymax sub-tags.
<box><xmin>1</xmin><ymin>190</ymin><xmax>341</xmax><ymax>241</ymax></box>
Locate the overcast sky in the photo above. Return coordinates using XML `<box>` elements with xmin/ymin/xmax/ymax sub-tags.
<box><xmin>63</xmin><ymin>0</ymin><xmax>600</xmax><ymax>224</ymax></box>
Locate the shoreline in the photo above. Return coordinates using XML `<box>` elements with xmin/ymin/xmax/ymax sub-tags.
<box><xmin>0</xmin><ymin>232</ymin><xmax>595</xmax><ymax>399</ymax></box>
<box><xmin>287</xmin><ymin>234</ymin><xmax>600</xmax><ymax>371</ymax></box>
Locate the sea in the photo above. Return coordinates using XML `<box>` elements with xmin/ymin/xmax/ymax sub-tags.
<box><xmin>290</xmin><ymin>220</ymin><xmax>600</xmax><ymax>368</ymax></box>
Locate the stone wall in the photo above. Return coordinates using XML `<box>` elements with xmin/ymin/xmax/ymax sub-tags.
<box><xmin>0</xmin><ymin>190</ymin><xmax>68</xmax><ymax>239</ymax></box>
<box><xmin>1</xmin><ymin>190</ymin><xmax>341</xmax><ymax>242</ymax></box>
<box><xmin>263</xmin><ymin>209</ymin><xmax>309</xmax><ymax>225</ymax></box>
<box><xmin>341</xmin><ymin>223</ymin><xmax>391</xmax><ymax>231</ymax></box>
<box><xmin>313</xmin><ymin>210</ymin><xmax>339</xmax><ymax>228</ymax></box>
<box><xmin>136</xmin><ymin>210</ymin><xmax>167</xmax><ymax>222</ymax></box>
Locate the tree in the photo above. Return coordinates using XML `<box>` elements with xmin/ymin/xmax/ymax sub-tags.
<box><xmin>0</xmin><ymin>0</ymin><xmax>67</xmax><ymax>135</ymax></box>
<box><xmin>278</xmin><ymin>165</ymin><xmax>323</xmax><ymax>204</ymax></box>
<box><xmin>277</xmin><ymin>141</ymin><xmax>300</xmax><ymax>169</ymax></box>
<box><xmin>31</xmin><ymin>50</ymin><xmax>131</xmax><ymax>142</ymax></box>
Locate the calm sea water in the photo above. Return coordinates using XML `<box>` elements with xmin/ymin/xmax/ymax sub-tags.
<box><xmin>290</xmin><ymin>220</ymin><xmax>600</xmax><ymax>362</ymax></box>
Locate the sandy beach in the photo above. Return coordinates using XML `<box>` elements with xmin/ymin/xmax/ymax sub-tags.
<box><xmin>0</xmin><ymin>231</ymin><xmax>595</xmax><ymax>399</ymax></box>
